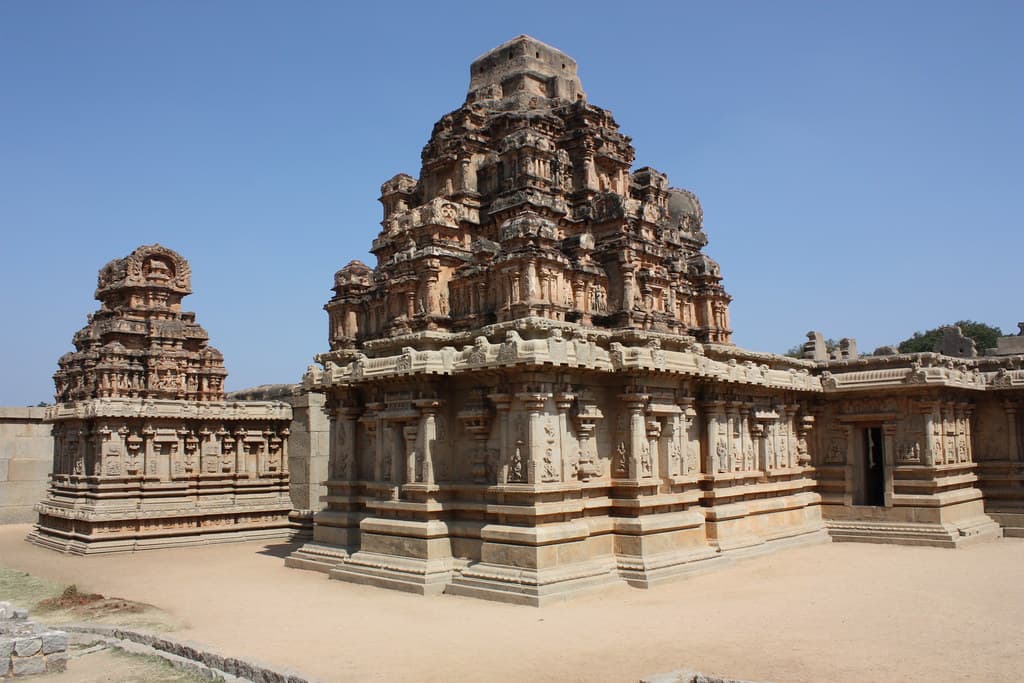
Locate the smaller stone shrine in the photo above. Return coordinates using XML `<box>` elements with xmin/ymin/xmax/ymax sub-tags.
<box><xmin>28</xmin><ymin>245</ymin><xmax>295</xmax><ymax>554</ymax></box>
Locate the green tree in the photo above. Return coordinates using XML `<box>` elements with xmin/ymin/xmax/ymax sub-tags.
<box><xmin>897</xmin><ymin>321</ymin><xmax>1002</xmax><ymax>354</ymax></box>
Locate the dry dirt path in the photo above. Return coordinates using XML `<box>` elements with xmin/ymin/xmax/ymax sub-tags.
<box><xmin>2</xmin><ymin>525</ymin><xmax>1022</xmax><ymax>682</ymax></box>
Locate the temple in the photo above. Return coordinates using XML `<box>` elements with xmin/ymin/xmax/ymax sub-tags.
<box><xmin>28</xmin><ymin>245</ymin><xmax>296</xmax><ymax>553</ymax></box>
<box><xmin>282</xmin><ymin>35</ymin><xmax>1017</xmax><ymax>605</ymax></box>
<box><xmin>21</xmin><ymin>37</ymin><xmax>1024</xmax><ymax>603</ymax></box>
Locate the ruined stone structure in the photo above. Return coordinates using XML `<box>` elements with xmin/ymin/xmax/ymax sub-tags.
<box><xmin>29</xmin><ymin>245</ymin><xmax>296</xmax><ymax>554</ymax></box>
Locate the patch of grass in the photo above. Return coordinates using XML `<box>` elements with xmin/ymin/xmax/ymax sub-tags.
<box><xmin>0</xmin><ymin>566</ymin><xmax>65</xmax><ymax>608</ymax></box>
<box><xmin>106</xmin><ymin>646</ymin><xmax>224</xmax><ymax>683</ymax></box>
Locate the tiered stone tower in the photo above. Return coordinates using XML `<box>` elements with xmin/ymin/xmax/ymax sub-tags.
<box><xmin>287</xmin><ymin>36</ymin><xmax>831</xmax><ymax>603</ymax></box>
<box><xmin>326</xmin><ymin>35</ymin><xmax>732</xmax><ymax>348</ymax></box>
<box><xmin>30</xmin><ymin>245</ymin><xmax>296</xmax><ymax>554</ymax></box>
<box><xmin>53</xmin><ymin>244</ymin><xmax>227</xmax><ymax>403</ymax></box>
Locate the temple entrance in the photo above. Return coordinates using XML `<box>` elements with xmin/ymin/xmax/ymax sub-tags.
<box><xmin>859</xmin><ymin>426</ymin><xmax>886</xmax><ymax>506</ymax></box>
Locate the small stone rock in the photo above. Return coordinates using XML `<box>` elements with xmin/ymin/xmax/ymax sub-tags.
<box><xmin>0</xmin><ymin>639</ymin><xmax>13</xmax><ymax>658</ymax></box>
<box><xmin>40</xmin><ymin>631</ymin><xmax>67</xmax><ymax>655</ymax></box>
<box><xmin>12</xmin><ymin>654</ymin><xmax>46</xmax><ymax>676</ymax></box>
<box><xmin>45</xmin><ymin>651</ymin><xmax>69</xmax><ymax>673</ymax></box>
<box><xmin>14</xmin><ymin>636</ymin><xmax>41</xmax><ymax>657</ymax></box>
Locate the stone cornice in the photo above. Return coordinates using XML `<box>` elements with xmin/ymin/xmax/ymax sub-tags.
<box><xmin>46</xmin><ymin>398</ymin><xmax>292</xmax><ymax>422</ymax></box>
<box><xmin>316</xmin><ymin>324</ymin><xmax>822</xmax><ymax>393</ymax></box>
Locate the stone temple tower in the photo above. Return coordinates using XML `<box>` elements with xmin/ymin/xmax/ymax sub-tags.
<box><xmin>325</xmin><ymin>34</ymin><xmax>732</xmax><ymax>348</ymax></box>
<box><xmin>287</xmin><ymin>36</ymin><xmax>829</xmax><ymax>604</ymax></box>
<box><xmin>30</xmin><ymin>245</ymin><xmax>296</xmax><ymax>553</ymax></box>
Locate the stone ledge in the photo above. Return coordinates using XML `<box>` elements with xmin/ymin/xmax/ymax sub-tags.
<box><xmin>60</xmin><ymin>623</ymin><xmax>325</xmax><ymax>683</ymax></box>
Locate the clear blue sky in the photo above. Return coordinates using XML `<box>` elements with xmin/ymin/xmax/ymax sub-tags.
<box><xmin>1</xmin><ymin>1</ymin><xmax>1021</xmax><ymax>406</ymax></box>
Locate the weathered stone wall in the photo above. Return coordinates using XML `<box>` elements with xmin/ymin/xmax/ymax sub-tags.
<box><xmin>286</xmin><ymin>391</ymin><xmax>329</xmax><ymax>511</ymax></box>
<box><xmin>0</xmin><ymin>408</ymin><xmax>52</xmax><ymax>524</ymax></box>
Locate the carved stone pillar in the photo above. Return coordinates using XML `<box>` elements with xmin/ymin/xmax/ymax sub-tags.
<box><xmin>517</xmin><ymin>390</ymin><xmax>550</xmax><ymax>484</ymax></box>
<box><xmin>554</xmin><ymin>391</ymin><xmax>575</xmax><ymax>482</ymax></box>
<box><xmin>750</xmin><ymin>421</ymin><xmax>766</xmax><ymax>471</ymax></box>
<box><xmin>621</xmin><ymin>264</ymin><xmax>637</xmax><ymax>312</ymax></box>
<box><xmin>142</xmin><ymin>424</ymin><xmax>158</xmax><ymax>479</ymax></box>
<box><xmin>458</xmin><ymin>402</ymin><xmax>492</xmax><ymax>484</ymax></box>
<box><xmin>679</xmin><ymin>397</ymin><xmax>697</xmax><ymax>475</ymax></box>
<box><xmin>882</xmin><ymin>422</ymin><xmax>897</xmax><ymax>506</ymax></box>
<box><xmin>358</xmin><ymin>405</ymin><xmax>380</xmax><ymax>480</ymax></box>
<box><xmin>524</xmin><ymin>261</ymin><xmax>539</xmax><ymax>301</ymax></box>
<box><xmin>942</xmin><ymin>404</ymin><xmax>955</xmax><ymax>466</ymax></box>
<box><xmin>620</xmin><ymin>391</ymin><xmax>649</xmax><ymax>479</ymax></box>
<box><xmin>233</xmin><ymin>428</ymin><xmax>247</xmax><ymax>475</ymax></box>
<box><xmin>644</xmin><ymin>417</ymin><xmax>660</xmax><ymax>479</ymax></box>
<box><xmin>796</xmin><ymin>414</ymin><xmax>814</xmax><ymax>466</ymax></box>
<box><xmin>403</xmin><ymin>423</ymin><xmax>419</xmax><ymax>484</ymax></box>
<box><xmin>573</xmin><ymin>398</ymin><xmax>603</xmax><ymax>481</ymax></box>
<box><xmin>702</xmin><ymin>400</ymin><xmax>725</xmax><ymax>474</ymax></box>
<box><xmin>488</xmin><ymin>392</ymin><xmax>512</xmax><ymax>483</ymax></box>
<box><xmin>414</xmin><ymin>398</ymin><xmax>441</xmax><ymax>484</ymax></box>
<box><xmin>785</xmin><ymin>404</ymin><xmax>800</xmax><ymax>468</ymax></box>
<box><xmin>920</xmin><ymin>402</ymin><xmax>938</xmax><ymax>466</ymax></box>
<box><xmin>337</xmin><ymin>408</ymin><xmax>360</xmax><ymax>480</ymax></box>
<box><xmin>1006</xmin><ymin>401</ymin><xmax>1021</xmax><ymax>462</ymax></box>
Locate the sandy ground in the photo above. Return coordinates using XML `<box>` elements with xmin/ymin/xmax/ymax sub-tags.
<box><xmin>2</xmin><ymin>526</ymin><xmax>1022</xmax><ymax>683</ymax></box>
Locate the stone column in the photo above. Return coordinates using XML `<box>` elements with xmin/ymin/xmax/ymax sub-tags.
<box><xmin>525</xmin><ymin>261</ymin><xmax>539</xmax><ymax>302</ymax></box>
<box><xmin>942</xmin><ymin>404</ymin><xmax>955</xmax><ymax>466</ymax></box>
<box><xmin>336</xmin><ymin>407</ymin><xmax>360</xmax><ymax>480</ymax></box>
<box><xmin>750</xmin><ymin>421</ymin><xmax>766</xmax><ymax>472</ymax></box>
<box><xmin>621</xmin><ymin>391</ymin><xmax>649</xmax><ymax>479</ymax></box>
<box><xmin>920</xmin><ymin>403</ymin><xmax>938</xmax><ymax>466</ymax></box>
<box><xmin>702</xmin><ymin>400</ymin><xmax>725</xmax><ymax>474</ymax></box>
<box><xmin>882</xmin><ymin>422</ymin><xmax>897</xmax><ymax>506</ymax></box>
<box><xmin>621</xmin><ymin>264</ymin><xmax>637</xmax><ymax>312</ymax></box>
<box><xmin>1006</xmin><ymin>401</ymin><xmax>1021</xmax><ymax>462</ymax></box>
<box><xmin>554</xmin><ymin>391</ymin><xmax>575</xmax><ymax>483</ymax></box>
<box><xmin>414</xmin><ymin>398</ymin><xmax>441</xmax><ymax>484</ymax></box>
<box><xmin>488</xmin><ymin>392</ymin><xmax>512</xmax><ymax>484</ymax></box>
<box><xmin>279</xmin><ymin>427</ymin><xmax>290</xmax><ymax>476</ymax></box>
<box><xmin>404</xmin><ymin>422</ymin><xmax>419</xmax><ymax>484</ymax></box>
<box><xmin>233</xmin><ymin>428</ymin><xmax>247</xmax><ymax>475</ymax></box>
<box><xmin>679</xmin><ymin>397</ymin><xmax>697</xmax><ymax>475</ymax></box>
<box><xmin>363</xmin><ymin>403</ymin><xmax>383</xmax><ymax>481</ymax></box>
<box><xmin>516</xmin><ymin>390</ymin><xmax>551</xmax><ymax>484</ymax></box>
<box><xmin>143</xmin><ymin>424</ymin><xmax>159</xmax><ymax>479</ymax></box>
<box><xmin>645</xmin><ymin>417</ymin><xmax>661</xmax><ymax>479</ymax></box>
<box><xmin>572</xmin><ymin>399</ymin><xmax>603</xmax><ymax>481</ymax></box>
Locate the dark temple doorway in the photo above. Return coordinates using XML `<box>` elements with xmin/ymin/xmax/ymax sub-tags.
<box><xmin>861</xmin><ymin>426</ymin><xmax>885</xmax><ymax>506</ymax></box>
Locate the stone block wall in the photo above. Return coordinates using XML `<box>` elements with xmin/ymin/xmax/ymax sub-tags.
<box><xmin>0</xmin><ymin>602</ymin><xmax>68</xmax><ymax>678</ymax></box>
<box><xmin>0</xmin><ymin>408</ymin><xmax>53</xmax><ymax>524</ymax></box>
<box><xmin>286</xmin><ymin>391</ymin><xmax>330</xmax><ymax>511</ymax></box>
